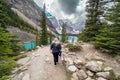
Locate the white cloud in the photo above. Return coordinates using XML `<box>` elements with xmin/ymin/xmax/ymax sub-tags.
<box><xmin>33</xmin><ymin>0</ymin><xmax>87</xmax><ymax>23</ymax></box>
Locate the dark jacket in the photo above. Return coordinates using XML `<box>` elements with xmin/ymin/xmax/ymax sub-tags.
<box><xmin>50</xmin><ymin>43</ymin><xmax>61</xmax><ymax>54</ymax></box>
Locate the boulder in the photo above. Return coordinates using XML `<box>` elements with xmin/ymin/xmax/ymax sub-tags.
<box><xmin>104</xmin><ymin>67</ymin><xmax>112</xmax><ymax>71</ymax></box>
<box><xmin>85</xmin><ymin>77</ymin><xmax>95</xmax><ymax>80</ymax></box>
<box><xmin>65</xmin><ymin>58</ymin><xmax>74</xmax><ymax>66</ymax></box>
<box><xmin>97</xmin><ymin>77</ymin><xmax>107</xmax><ymax>80</ymax></box>
<box><xmin>85</xmin><ymin>61</ymin><xmax>102</xmax><ymax>72</ymax></box>
<box><xmin>71</xmin><ymin>72</ymin><xmax>79</xmax><ymax>80</ymax></box>
<box><xmin>67</xmin><ymin>65</ymin><xmax>77</xmax><ymax>73</ymax></box>
<box><xmin>77</xmin><ymin>69</ymin><xmax>88</xmax><ymax>80</ymax></box>
<box><xmin>74</xmin><ymin>59</ymin><xmax>85</xmax><ymax>69</ymax></box>
<box><xmin>86</xmin><ymin>70</ymin><xmax>94</xmax><ymax>77</ymax></box>
<box><xmin>96</xmin><ymin>72</ymin><xmax>110</xmax><ymax>79</ymax></box>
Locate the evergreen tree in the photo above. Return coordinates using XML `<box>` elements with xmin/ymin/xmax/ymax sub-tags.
<box><xmin>0</xmin><ymin>28</ymin><xmax>13</xmax><ymax>55</ymax></box>
<box><xmin>36</xmin><ymin>28</ymin><xmax>40</xmax><ymax>46</ymax></box>
<box><xmin>0</xmin><ymin>0</ymin><xmax>11</xmax><ymax>28</ymax></box>
<box><xmin>40</xmin><ymin>4</ymin><xmax>48</xmax><ymax>45</ymax></box>
<box><xmin>94</xmin><ymin>0</ymin><xmax>120</xmax><ymax>55</ymax></box>
<box><xmin>61</xmin><ymin>23</ymin><xmax>67</xmax><ymax>43</ymax></box>
<box><xmin>49</xmin><ymin>32</ymin><xmax>53</xmax><ymax>44</ymax></box>
<box><xmin>79</xmin><ymin>0</ymin><xmax>107</xmax><ymax>42</ymax></box>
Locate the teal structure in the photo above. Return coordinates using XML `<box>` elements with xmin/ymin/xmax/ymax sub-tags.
<box><xmin>24</xmin><ymin>42</ymin><xmax>36</xmax><ymax>50</ymax></box>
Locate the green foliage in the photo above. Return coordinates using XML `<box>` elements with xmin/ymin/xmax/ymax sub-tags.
<box><xmin>66</xmin><ymin>44</ymin><xmax>82</xmax><ymax>52</ymax></box>
<box><xmin>94</xmin><ymin>1</ymin><xmax>120</xmax><ymax>55</ymax></box>
<box><xmin>61</xmin><ymin>23</ymin><xmax>67</xmax><ymax>43</ymax></box>
<box><xmin>0</xmin><ymin>56</ymin><xmax>17</xmax><ymax>78</ymax></box>
<box><xmin>40</xmin><ymin>4</ymin><xmax>48</xmax><ymax>45</ymax></box>
<box><xmin>49</xmin><ymin>32</ymin><xmax>53</xmax><ymax>44</ymax></box>
<box><xmin>36</xmin><ymin>28</ymin><xmax>40</xmax><ymax>46</ymax></box>
<box><xmin>0</xmin><ymin>28</ymin><xmax>13</xmax><ymax>55</ymax></box>
<box><xmin>79</xmin><ymin>0</ymin><xmax>107</xmax><ymax>42</ymax></box>
<box><xmin>0</xmin><ymin>76</ymin><xmax>9</xmax><ymax>80</ymax></box>
<box><xmin>0</xmin><ymin>0</ymin><xmax>37</xmax><ymax>34</ymax></box>
<box><xmin>0</xmin><ymin>0</ymin><xmax>11</xmax><ymax>28</ymax></box>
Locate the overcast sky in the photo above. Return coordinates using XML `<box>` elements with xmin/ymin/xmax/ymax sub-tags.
<box><xmin>33</xmin><ymin>0</ymin><xmax>87</xmax><ymax>23</ymax></box>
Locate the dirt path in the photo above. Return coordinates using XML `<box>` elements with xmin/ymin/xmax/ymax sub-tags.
<box><xmin>16</xmin><ymin>43</ymin><xmax>120</xmax><ymax>80</ymax></box>
<box><xmin>25</xmin><ymin>46</ymin><xmax>66</xmax><ymax>80</ymax></box>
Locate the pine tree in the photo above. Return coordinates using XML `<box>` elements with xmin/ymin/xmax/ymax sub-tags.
<box><xmin>94</xmin><ymin>0</ymin><xmax>120</xmax><ymax>55</ymax></box>
<box><xmin>40</xmin><ymin>4</ymin><xmax>48</xmax><ymax>45</ymax></box>
<box><xmin>0</xmin><ymin>0</ymin><xmax>11</xmax><ymax>28</ymax></box>
<box><xmin>49</xmin><ymin>32</ymin><xmax>53</xmax><ymax>44</ymax></box>
<box><xmin>36</xmin><ymin>28</ymin><xmax>40</xmax><ymax>46</ymax></box>
<box><xmin>79</xmin><ymin>0</ymin><xmax>107</xmax><ymax>42</ymax></box>
<box><xmin>0</xmin><ymin>28</ymin><xmax>13</xmax><ymax>55</ymax></box>
<box><xmin>61</xmin><ymin>23</ymin><xmax>67</xmax><ymax>43</ymax></box>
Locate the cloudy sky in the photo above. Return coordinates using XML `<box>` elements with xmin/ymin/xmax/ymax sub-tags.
<box><xmin>33</xmin><ymin>0</ymin><xmax>87</xmax><ymax>23</ymax></box>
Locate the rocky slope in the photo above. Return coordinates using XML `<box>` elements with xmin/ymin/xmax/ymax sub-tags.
<box><xmin>7</xmin><ymin>28</ymin><xmax>35</xmax><ymax>42</ymax></box>
<box><xmin>59</xmin><ymin>19</ymin><xmax>85</xmax><ymax>35</ymax></box>
<box><xmin>4</xmin><ymin>0</ymin><xmax>55</xmax><ymax>31</ymax></box>
<box><xmin>49</xmin><ymin>17</ymin><xmax>85</xmax><ymax>35</ymax></box>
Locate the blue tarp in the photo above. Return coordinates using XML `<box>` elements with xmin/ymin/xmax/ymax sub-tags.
<box><xmin>24</xmin><ymin>42</ymin><xmax>36</xmax><ymax>50</ymax></box>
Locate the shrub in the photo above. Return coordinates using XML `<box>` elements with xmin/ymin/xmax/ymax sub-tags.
<box><xmin>0</xmin><ymin>76</ymin><xmax>9</xmax><ymax>80</ymax></box>
<box><xmin>0</xmin><ymin>56</ymin><xmax>17</xmax><ymax>78</ymax></box>
<box><xmin>66</xmin><ymin>44</ymin><xmax>82</xmax><ymax>52</ymax></box>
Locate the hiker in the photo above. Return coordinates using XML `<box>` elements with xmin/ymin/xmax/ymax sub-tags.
<box><xmin>50</xmin><ymin>38</ymin><xmax>62</xmax><ymax>65</ymax></box>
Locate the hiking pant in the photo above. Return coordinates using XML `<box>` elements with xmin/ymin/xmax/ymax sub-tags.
<box><xmin>52</xmin><ymin>52</ymin><xmax>59</xmax><ymax>65</ymax></box>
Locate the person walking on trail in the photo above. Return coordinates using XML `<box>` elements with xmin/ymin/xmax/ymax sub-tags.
<box><xmin>50</xmin><ymin>38</ymin><xmax>62</xmax><ymax>65</ymax></box>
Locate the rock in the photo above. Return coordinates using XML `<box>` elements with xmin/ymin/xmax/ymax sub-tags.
<box><xmin>86</xmin><ymin>70</ymin><xmax>94</xmax><ymax>77</ymax></box>
<box><xmin>97</xmin><ymin>77</ymin><xmax>107</xmax><ymax>80</ymax></box>
<box><xmin>67</xmin><ymin>65</ymin><xmax>77</xmax><ymax>73</ymax></box>
<box><xmin>65</xmin><ymin>48</ymin><xmax>69</xmax><ymax>53</ymax></box>
<box><xmin>85</xmin><ymin>53</ymin><xmax>92</xmax><ymax>60</ymax></box>
<box><xmin>115</xmin><ymin>56</ymin><xmax>120</xmax><ymax>63</ymax></box>
<box><xmin>11</xmin><ymin>68</ymin><xmax>19</xmax><ymax>74</ymax></box>
<box><xmin>65</xmin><ymin>58</ymin><xmax>74</xmax><ymax>66</ymax></box>
<box><xmin>96</xmin><ymin>72</ymin><xmax>110</xmax><ymax>78</ymax></box>
<box><xmin>77</xmin><ymin>69</ymin><xmax>88</xmax><ymax>80</ymax></box>
<box><xmin>85</xmin><ymin>77</ymin><xmax>95</xmax><ymax>80</ymax></box>
<box><xmin>36</xmin><ymin>46</ymin><xmax>40</xmax><ymax>49</ymax></box>
<box><xmin>96</xmin><ymin>61</ymin><xmax>103</xmax><ymax>67</ymax></box>
<box><xmin>85</xmin><ymin>61</ymin><xmax>102</xmax><ymax>72</ymax></box>
<box><xmin>20</xmin><ymin>51</ymin><xmax>25</xmax><ymax>54</ymax></box>
<box><xmin>74</xmin><ymin>59</ymin><xmax>85</xmax><ymax>68</ymax></box>
<box><xmin>71</xmin><ymin>72</ymin><xmax>79</xmax><ymax>80</ymax></box>
<box><xmin>68</xmin><ymin>52</ymin><xmax>76</xmax><ymax>56</ymax></box>
<box><xmin>18</xmin><ymin>72</ymin><xmax>24</xmax><ymax>79</ymax></box>
<box><xmin>71</xmin><ymin>78</ymin><xmax>75</xmax><ymax>80</ymax></box>
<box><xmin>22</xmin><ymin>73</ymin><xmax>30</xmax><ymax>80</ymax></box>
<box><xmin>94</xmin><ymin>56</ymin><xmax>105</xmax><ymax>61</ymax></box>
<box><xmin>104</xmin><ymin>67</ymin><xmax>112</xmax><ymax>71</ymax></box>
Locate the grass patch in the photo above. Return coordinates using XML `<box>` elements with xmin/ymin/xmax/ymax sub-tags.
<box><xmin>66</xmin><ymin>72</ymin><xmax>72</xmax><ymax>80</ymax></box>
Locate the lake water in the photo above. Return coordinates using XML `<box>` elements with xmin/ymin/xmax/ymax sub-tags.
<box><xmin>67</xmin><ymin>36</ymin><xmax>78</xmax><ymax>43</ymax></box>
<box><xmin>58</xmin><ymin>35</ymin><xmax>78</xmax><ymax>43</ymax></box>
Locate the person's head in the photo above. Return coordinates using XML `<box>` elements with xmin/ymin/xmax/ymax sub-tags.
<box><xmin>53</xmin><ymin>37</ymin><xmax>59</xmax><ymax>45</ymax></box>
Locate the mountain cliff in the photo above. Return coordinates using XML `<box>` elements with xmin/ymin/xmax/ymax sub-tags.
<box><xmin>4</xmin><ymin>0</ymin><xmax>55</xmax><ymax>31</ymax></box>
<box><xmin>4</xmin><ymin>0</ymin><xmax>84</xmax><ymax>35</ymax></box>
<box><xmin>48</xmin><ymin>17</ymin><xmax>85</xmax><ymax>35</ymax></box>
